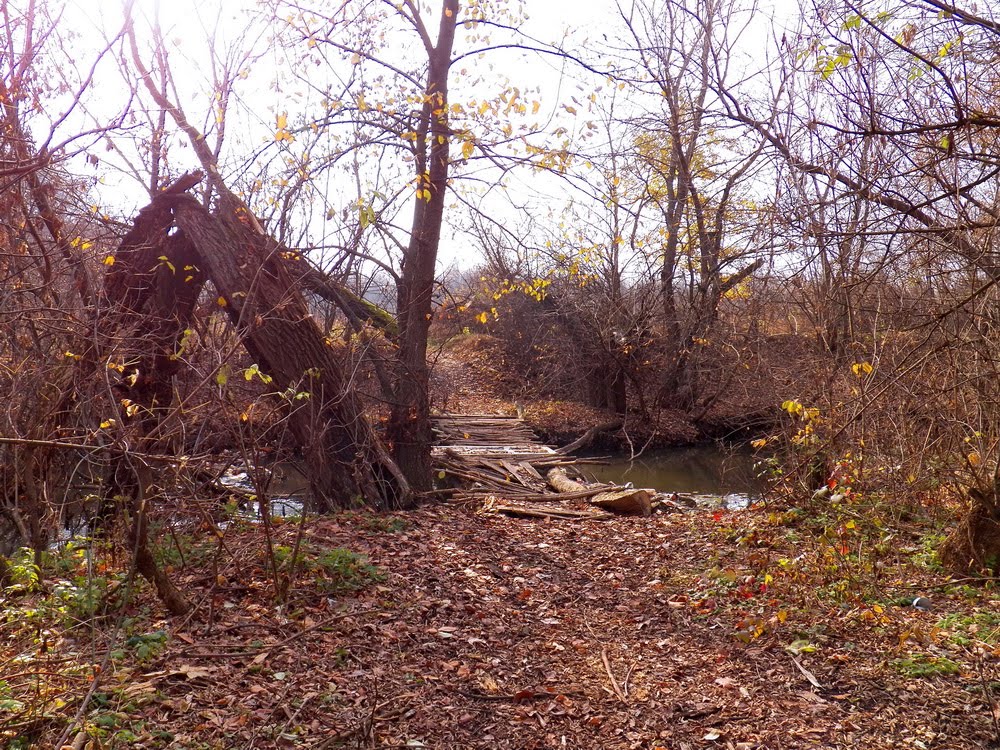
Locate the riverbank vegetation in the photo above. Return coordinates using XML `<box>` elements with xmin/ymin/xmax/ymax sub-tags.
<box><xmin>4</xmin><ymin>0</ymin><xmax>1000</xmax><ymax>746</ymax></box>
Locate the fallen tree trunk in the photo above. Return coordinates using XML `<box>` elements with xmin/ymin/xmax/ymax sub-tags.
<box><xmin>170</xmin><ymin>194</ymin><xmax>411</xmax><ymax>511</ymax></box>
<box><xmin>547</xmin><ymin>467</ymin><xmax>589</xmax><ymax>494</ymax></box>
<box><xmin>547</xmin><ymin>467</ymin><xmax>653</xmax><ymax>517</ymax></box>
<box><xmin>481</xmin><ymin>496</ymin><xmax>613</xmax><ymax>521</ymax></box>
<box><xmin>590</xmin><ymin>488</ymin><xmax>652</xmax><ymax>517</ymax></box>
<box><xmin>126</xmin><ymin>34</ymin><xmax>410</xmax><ymax>511</ymax></box>
<box><xmin>555</xmin><ymin>419</ymin><xmax>624</xmax><ymax>456</ymax></box>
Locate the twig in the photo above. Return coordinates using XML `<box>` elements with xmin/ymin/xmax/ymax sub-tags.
<box><xmin>601</xmin><ymin>648</ymin><xmax>628</xmax><ymax>703</ymax></box>
<box><xmin>623</xmin><ymin>662</ymin><xmax>637</xmax><ymax>698</ymax></box>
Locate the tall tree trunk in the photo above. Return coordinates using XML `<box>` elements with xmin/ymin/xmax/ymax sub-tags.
<box><xmin>388</xmin><ymin>0</ymin><xmax>458</xmax><ymax>494</ymax></box>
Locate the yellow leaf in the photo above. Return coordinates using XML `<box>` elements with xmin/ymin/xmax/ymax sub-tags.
<box><xmin>274</xmin><ymin>112</ymin><xmax>295</xmax><ymax>143</ymax></box>
<box><xmin>99</xmin><ymin>419</ymin><xmax>115</xmax><ymax>429</ymax></box>
<box><xmin>462</xmin><ymin>139</ymin><xmax>474</xmax><ymax>159</ymax></box>
<box><xmin>968</xmin><ymin>452</ymin><xmax>982</xmax><ymax>467</ymax></box>
<box><xmin>103</xmin><ymin>255</ymin><xmax>115</xmax><ymax>266</ymax></box>
<box><xmin>781</xmin><ymin>399</ymin><xmax>803</xmax><ymax>416</ymax></box>
<box><xmin>476</xmin><ymin>311</ymin><xmax>488</xmax><ymax>324</ymax></box>
<box><xmin>217</xmin><ymin>296</ymin><xmax>227</xmax><ymax>307</ymax></box>
<box><xmin>851</xmin><ymin>362</ymin><xmax>873</xmax><ymax>377</ymax></box>
<box><xmin>845</xmin><ymin>519</ymin><xmax>856</xmax><ymax>529</ymax></box>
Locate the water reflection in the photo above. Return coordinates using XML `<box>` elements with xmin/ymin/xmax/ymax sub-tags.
<box><xmin>218</xmin><ymin>464</ymin><xmax>307</xmax><ymax>518</ymax></box>
<box><xmin>583</xmin><ymin>444</ymin><xmax>765</xmax><ymax>497</ymax></box>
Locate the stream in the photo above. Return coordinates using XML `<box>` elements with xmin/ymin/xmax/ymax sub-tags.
<box><xmin>582</xmin><ymin>443</ymin><xmax>766</xmax><ymax>510</ymax></box>
<box><xmin>220</xmin><ymin>443</ymin><xmax>767</xmax><ymax>519</ymax></box>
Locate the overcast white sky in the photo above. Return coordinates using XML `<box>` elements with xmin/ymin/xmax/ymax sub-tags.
<box><xmin>59</xmin><ymin>0</ymin><xmax>805</xmax><ymax>269</ymax></box>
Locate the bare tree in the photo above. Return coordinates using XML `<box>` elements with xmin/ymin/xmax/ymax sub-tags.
<box><xmin>620</xmin><ymin>0</ymin><xmax>769</xmax><ymax>409</ymax></box>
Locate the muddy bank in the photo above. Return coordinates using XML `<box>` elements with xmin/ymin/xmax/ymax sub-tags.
<box><xmin>518</xmin><ymin>399</ymin><xmax>776</xmax><ymax>453</ymax></box>
<box><xmin>429</xmin><ymin>335</ymin><xmax>779</xmax><ymax>453</ymax></box>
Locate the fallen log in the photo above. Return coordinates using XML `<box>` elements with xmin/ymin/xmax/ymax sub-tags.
<box><xmin>546</xmin><ymin>467</ymin><xmax>588</xmax><ymax>494</ymax></box>
<box><xmin>591</xmin><ymin>488</ymin><xmax>652</xmax><ymax>517</ymax></box>
<box><xmin>453</xmin><ymin>486</ymin><xmax>613</xmax><ymax>503</ymax></box>
<box><xmin>169</xmin><ymin>194</ymin><xmax>410</xmax><ymax>511</ymax></box>
<box><xmin>547</xmin><ymin>467</ymin><xmax>653</xmax><ymax>517</ymax></box>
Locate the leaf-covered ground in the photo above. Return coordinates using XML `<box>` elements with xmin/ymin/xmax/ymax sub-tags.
<box><xmin>4</xmin><ymin>338</ymin><xmax>998</xmax><ymax>748</ymax></box>
<box><xmin>5</xmin><ymin>499</ymin><xmax>1000</xmax><ymax>749</ymax></box>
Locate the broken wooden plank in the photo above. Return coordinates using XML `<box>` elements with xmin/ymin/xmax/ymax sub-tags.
<box><xmin>519</xmin><ymin>461</ymin><xmax>544</xmax><ymax>481</ymax></box>
<box><xmin>479</xmin><ymin>497</ymin><xmax>614</xmax><ymax>521</ymax></box>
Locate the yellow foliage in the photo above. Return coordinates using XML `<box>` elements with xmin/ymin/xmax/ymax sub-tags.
<box><xmin>781</xmin><ymin>399</ymin><xmax>803</xmax><ymax>417</ymax></box>
<box><xmin>274</xmin><ymin>112</ymin><xmax>295</xmax><ymax>143</ymax></box>
<box><xmin>851</xmin><ymin>362</ymin><xmax>874</xmax><ymax>377</ymax></box>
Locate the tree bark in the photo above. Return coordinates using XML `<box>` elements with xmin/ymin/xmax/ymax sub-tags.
<box><xmin>940</xmin><ymin>485</ymin><xmax>1000</xmax><ymax>577</ymax></box>
<box><xmin>388</xmin><ymin>0</ymin><xmax>459</xmax><ymax>494</ymax></box>
<box><xmin>170</xmin><ymin>195</ymin><xmax>410</xmax><ymax>510</ymax></box>
<box><xmin>100</xmin><ymin>180</ymin><xmax>202</xmax><ymax>615</ymax></box>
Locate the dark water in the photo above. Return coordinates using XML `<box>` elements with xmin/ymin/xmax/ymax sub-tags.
<box><xmin>582</xmin><ymin>444</ymin><xmax>765</xmax><ymax>497</ymax></box>
<box><xmin>218</xmin><ymin>464</ymin><xmax>308</xmax><ymax>517</ymax></box>
<box><xmin>203</xmin><ymin>448</ymin><xmax>766</xmax><ymax>522</ymax></box>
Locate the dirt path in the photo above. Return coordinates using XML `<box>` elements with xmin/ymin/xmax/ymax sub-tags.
<box><xmin>52</xmin><ymin>504</ymin><xmax>990</xmax><ymax>750</ymax></box>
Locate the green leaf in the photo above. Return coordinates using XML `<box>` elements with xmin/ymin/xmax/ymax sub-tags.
<box><xmin>359</xmin><ymin>204</ymin><xmax>376</xmax><ymax>228</ymax></box>
<box><xmin>841</xmin><ymin>14</ymin><xmax>861</xmax><ymax>30</ymax></box>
